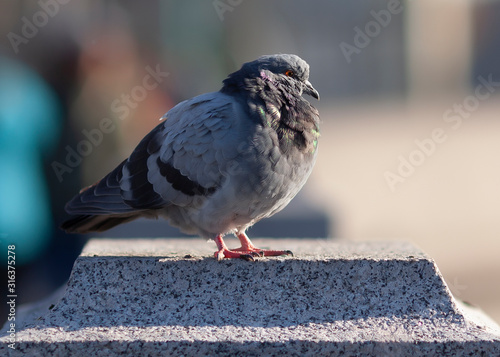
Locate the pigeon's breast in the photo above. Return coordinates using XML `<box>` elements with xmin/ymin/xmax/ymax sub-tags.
<box><xmin>187</xmin><ymin>122</ymin><xmax>317</xmax><ymax>237</ymax></box>
<box><xmin>236</xmin><ymin>124</ymin><xmax>318</xmax><ymax>220</ymax></box>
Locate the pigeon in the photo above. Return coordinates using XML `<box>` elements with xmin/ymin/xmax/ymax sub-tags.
<box><xmin>61</xmin><ymin>54</ymin><xmax>320</xmax><ymax>261</ymax></box>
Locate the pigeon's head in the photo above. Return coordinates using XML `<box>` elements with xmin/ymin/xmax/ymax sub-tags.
<box><xmin>223</xmin><ymin>54</ymin><xmax>320</xmax><ymax>101</ymax></box>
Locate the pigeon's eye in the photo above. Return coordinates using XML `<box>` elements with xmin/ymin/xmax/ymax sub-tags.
<box><xmin>284</xmin><ymin>70</ymin><xmax>295</xmax><ymax>77</ymax></box>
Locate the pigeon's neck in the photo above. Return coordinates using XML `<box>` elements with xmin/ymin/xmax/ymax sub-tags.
<box><xmin>222</xmin><ymin>75</ymin><xmax>319</xmax><ymax>155</ymax></box>
<box><xmin>220</xmin><ymin>72</ymin><xmax>245</xmax><ymax>96</ymax></box>
<box><xmin>221</xmin><ymin>72</ymin><xmax>295</xmax><ymax>110</ymax></box>
<box><xmin>267</xmin><ymin>99</ymin><xmax>320</xmax><ymax>155</ymax></box>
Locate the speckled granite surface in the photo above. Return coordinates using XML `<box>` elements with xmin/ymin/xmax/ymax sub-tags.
<box><xmin>1</xmin><ymin>239</ymin><xmax>499</xmax><ymax>356</ymax></box>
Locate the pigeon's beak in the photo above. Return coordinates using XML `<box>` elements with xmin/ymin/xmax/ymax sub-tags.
<box><xmin>303</xmin><ymin>80</ymin><xmax>320</xmax><ymax>100</ymax></box>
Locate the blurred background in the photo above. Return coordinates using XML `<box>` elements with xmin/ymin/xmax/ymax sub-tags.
<box><xmin>0</xmin><ymin>0</ymin><xmax>499</xmax><ymax>325</ymax></box>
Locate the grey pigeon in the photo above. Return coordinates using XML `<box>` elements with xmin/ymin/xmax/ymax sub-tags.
<box><xmin>61</xmin><ymin>54</ymin><xmax>320</xmax><ymax>261</ymax></box>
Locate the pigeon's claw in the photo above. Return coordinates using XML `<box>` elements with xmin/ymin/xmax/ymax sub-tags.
<box><xmin>257</xmin><ymin>248</ymin><xmax>293</xmax><ymax>257</ymax></box>
<box><xmin>234</xmin><ymin>247</ymin><xmax>294</xmax><ymax>257</ymax></box>
<box><xmin>235</xmin><ymin>232</ymin><xmax>294</xmax><ymax>257</ymax></box>
<box><xmin>214</xmin><ymin>247</ymin><xmax>255</xmax><ymax>261</ymax></box>
<box><xmin>213</xmin><ymin>234</ymin><xmax>294</xmax><ymax>261</ymax></box>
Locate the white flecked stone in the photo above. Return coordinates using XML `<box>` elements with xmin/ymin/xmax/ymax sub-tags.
<box><xmin>1</xmin><ymin>239</ymin><xmax>499</xmax><ymax>356</ymax></box>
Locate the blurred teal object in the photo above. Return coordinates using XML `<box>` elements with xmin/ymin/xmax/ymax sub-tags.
<box><xmin>0</xmin><ymin>56</ymin><xmax>61</xmax><ymax>265</ymax></box>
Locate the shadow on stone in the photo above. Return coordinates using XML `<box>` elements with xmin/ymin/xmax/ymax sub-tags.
<box><xmin>10</xmin><ymin>340</ymin><xmax>500</xmax><ymax>357</ymax></box>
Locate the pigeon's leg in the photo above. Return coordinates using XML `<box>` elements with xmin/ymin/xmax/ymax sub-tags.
<box><xmin>232</xmin><ymin>232</ymin><xmax>293</xmax><ymax>257</ymax></box>
<box><xmin>213</xmin><ymin>234</ymin><xmax>257</xmax><ymax>261</ymax></box>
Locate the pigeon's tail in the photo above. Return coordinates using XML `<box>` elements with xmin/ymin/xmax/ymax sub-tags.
<box><xmin>61</xmin><ymin>159</ymin><xmax>146</xmax><ymax>233</ymax></box>
<box><xmin>60</xmin><ymin>213</ymin><xmax>140</xmax><ymax>234</ymax></box>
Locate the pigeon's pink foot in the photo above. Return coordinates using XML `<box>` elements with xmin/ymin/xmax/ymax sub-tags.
<box><xmin>213</xmin><ymin>234</ymin><xmax>293</xmax><ymax>261</ymax></box>
<box><xmin>214</xmin><ymin>247</ymin><xmax>261</xmax><ymax>261</ymax></box>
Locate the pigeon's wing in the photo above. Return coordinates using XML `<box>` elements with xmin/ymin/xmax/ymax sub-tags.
<box><xmin>64</xmin><ymin>92</ymin><xmax>240</xmax><ymax>217</ymax></box>
<box><xmin>143</xmin><ymin>92</ymin><xmax>242</xmax><ymax>207</ymax></box>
